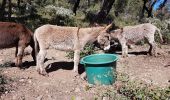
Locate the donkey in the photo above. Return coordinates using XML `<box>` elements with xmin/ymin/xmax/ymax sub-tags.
<box><xmin>0</xmin><ymin>22</ymin><xmax>36</xmax><ymax>67</ymax></box>
<box><xmin>34</xmin><ymin>24</ymin><xmax>111</xmax><ymax>76</ymax></box>
<box><xmin>104</xmin><ymin>23</ymin><xmax>163</xmax><ymax>57</ymax></box>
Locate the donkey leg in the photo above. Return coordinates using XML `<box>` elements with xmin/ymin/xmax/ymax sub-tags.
<box><xmin>120</xmin><ymin>41</ymin><xmax>128</xmax><ymax>57</ymax></box>
<box><xmin>148</xmin><ymin>43</ymin><xmax>153</xmax><ymax>55</ymax></box>
<box><xmin>16</xmin><ymin>46</ymin><xmax>26</xmax><ymax>68</ymax></box>
<box><xmin>30</xmin><ymin>38</ymin><xmax>36</xmax><ymax>63</ymax></box>
<box><xmin>124</xmin><ymin>44</ymin><xmax>128</xmax><ymax>57</ymax></box>
<box><xmin>148</xmin><ymin>37</ymin><xmax>157</xmax><ymax>56</ymax></box>
<box><xmin>73</xmin><ymin>50</ymin><xmax>80</xmax><ymax>74</ymax></box>
<box><xmin>152</xmin><ymin>42</ymin><xmax>158</xmax><ymax>56</ymax></box>
<box><xmin>36</xmin><ymin>49</ymin><xmax>47</xmax><ymax>76</ymax></box>
<box><xmin>148</xmin><ymin>43</ymin><xmax>157</xmax><ymax>56</ymax></box>
<box><xmin>15</xmin><ymin>45</ymin><xmax>18</xmax><ymax>66</ymax></box>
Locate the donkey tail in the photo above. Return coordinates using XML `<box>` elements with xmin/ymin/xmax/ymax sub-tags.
<box><xmin>156</xmin><ymin>27</ymin><xmax>163</xmax><ymax>43</ymax></box>
<box><xmin>34</xmin><ymin>32</ymin><xmax>38</xmax><ymax>57</ymax></box>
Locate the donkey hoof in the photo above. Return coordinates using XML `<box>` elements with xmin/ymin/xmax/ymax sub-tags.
<box><xmin>36</xmin><ymin>68</ymin><xmax>48</xmax><ymax>76</ymax></box>
<box><xmin>40</xmin><ymin>70</ymin><xmax>48</xmax><ymax>76</ymax></box>
<box><xmin>122</xmin><ymin>55</ymin><xmax>128</xmax><ymax>58</ymax></box>
<box><xmin>80</xmin><ymin>73</ymin><xmax>87</xmax><ymax>81</ymax></box>
<box><xmin>39</xmin><ymin>72</ymin><xmax>49</xmax><ymax>77</ymax></box>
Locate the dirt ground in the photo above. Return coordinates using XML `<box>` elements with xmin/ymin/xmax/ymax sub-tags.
<box><xmin>0</xmin><ymin>44</ymin><xmax>170</xmax><ymax>100</ymax></box>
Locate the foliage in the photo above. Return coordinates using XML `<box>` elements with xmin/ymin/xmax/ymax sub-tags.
<box><xmin>0</xmin><ymin>69</ymin><xmax>8</xmax><ymax>96</ymax></box>
<box><xmin>117</xmin><ymin>73</ymin><xmax>170</xmax><ymax>100</ymax></box>
<box><xmin>37</xmin><ymin>5</ymin><xmax>76</xmax><ymax>26</ymax></box>
<box><xmin>148</xmin><ymin>18</ymin><xmax>170</xmax><ymax>44</ymax></box>
<box><xmin>95</xmin><ymin>73</ymin><xmax>170</xmax><ymax>99</ymax></box>
<box><xmin>114</xmin><ymin>0</ymin><xmax>143</xmax><ymax>19</ymax></box>
<box><xmin>66</xmin><ymin>44</ymin><xmax>96</xmax><ymax>59</ymax></box>
<box><xmin>0</xmin><ymin>61</ymin><xmax>13</xmax><ymax>68</ymax></box>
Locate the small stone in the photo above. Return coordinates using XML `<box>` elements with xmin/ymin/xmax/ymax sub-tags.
<box><xmin>5</xmin><ymin>91</ymin><xmax>8</xmax><ymax>94</ymax></box>
<box><xmin>28</xmin><ymin>80</ymin><xmax>32</xmax><ymax>84</ymax></box>
<box><xmin>61</xmin><ymin>80</ymin><xmax>66</xmax><ymax>84</ymax></box>
<box><xmin>75</xmin><ymin>96</ymin><xmax>83</xmax><ymax>100</ymax></box>
<box><xmin>19</xmin><ymin>79</ymin><xmax>25</xmax><ymax>82</ymax></box>
<box><xmin>45</xmin><ymin>90</ymin><xmax>49</xmax><ymax>93</ymax></box>
<box><xmin>36</xmin><ymin>95</ymin><xmax>43</xmax><ymax>100</ymax></box>
<box><xmin>65</xmin><ymin>90</ymin><xmax>69</xmax><ymax>93</ymax></box>
<box><xmin>74</xmin><ymin>87</ymin><xmax>81</xmax><ymax>92</ymax></box>
<box><xmin>47</xmin><ymin>95</ymin><xmax>53</xmax><ymax>100</ymax></box>
<box><xmin>12</xmin><ymin>95</ymin><xmax>17</xmax><ymax>100</ymax></box>
<box><xmin>102</xmin><ymin>97</ymin><xmax>110</xmax><ymax>100</ymax></box>
<box><xmin>3</xmin><ymin>71</ymin><xmax>8</xmax><ymax>74</ymax></box>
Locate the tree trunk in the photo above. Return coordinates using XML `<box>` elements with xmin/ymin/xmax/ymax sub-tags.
<box><xmin>17</xmin><ymin>0</ymin><xmax>20</xmax><ymax>8</ymax></box>
<box><xmin>73</xmin><ymin>0</ymin><xmax>80</xmax><ymax>15</ymax></box>
<box><xmin>8</xmin><ymin>0</ymin><xmax>12</xmax><ymax>20</ymax></box>
<box><xmin>140</xmin><ymin>0</ymin><xmax>157</xmax><ymax>19</ymax></box>
<box><xmin>87</xmin><ymin>0</ymin><xmax>90</xmax><ymax>6</ymax></box>
<box><xmin>96</xmin><ymin>0</ymin><xmax>115</xmax><ymax>22</ymax></box>
<box><xmin>140</xmin><ymin>0</ymin><xmax>148</xmax><ymax>19</ymax></box>
<box><xmin>0</xmin><ymin>0</ymin><xmax>6</xmax><ymax>20</ymax></box>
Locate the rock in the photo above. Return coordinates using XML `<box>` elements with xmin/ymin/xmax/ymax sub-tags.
<box><xmin>3</xmin><ymin>71</ymin><xmax>8</xmax><ymax>74</ymax></box>
<box><xmin>75</xmin><ymin>96</ymin><xmax>83</xmax><ymax>100</ymax></box>
<box><xmin>19</xmin><ymin>79</ymin><xmax>25</xmax><ymax>82</ymax></box>
<box><xmin>47</xmin><ymin>95</ymin><xmax>53</xmax><ymax>100</ymax></box>
<box><xmin>74</xmin><ymin>87</ymin><xmax>81</xmax><ymax>93</ymax></box>
<box><xmin>102</xmin><ymin>97</ymin><xmax>110</xmax><ymax>100</ymax></box>
<box><xmin>5</xmin><ymin>91</ymin><xmax>8</xmax><ymax>94</ymax></box>
<box><xmin>28</xmin><ymin>80</ymin><xmax>32</xmax><ymax>84</ymax></box>
<box><xmin>12</xmin><ymin>95</ymin><xmax>17</xmax><ymax>100</ymax></box>
<box><xmin>36</xmin><ymin>95</ymin><xmax>43</xmax><ymax>100</ymax></box>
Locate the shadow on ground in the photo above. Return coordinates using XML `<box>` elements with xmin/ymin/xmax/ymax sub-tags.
<box><xmin>46</xmin><ymin>61</ymin><xmax>85</xmax><ymax>74</ymax></box>
<box><xmin>106</xmin><ymin>45</ymin><xmax>148</xmax><ymax>56</ymax></box>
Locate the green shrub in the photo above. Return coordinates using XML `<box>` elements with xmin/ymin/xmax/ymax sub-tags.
<box><xmin>0</xmin><ymin>61</ymin><xmax>13</xmax><ymax>68</ymax></box>
<box><xmin>118</xmin><ymin>82</ymin><xmax>170</xmax><ymax>100</ymax></box>
<box><xmin>66</xmin><ymin>44</ymin><xmax>96</xmax><ymax>59</ymax></box>
<box><xmin>0</xmin><ymin>70</ymin><xmax>8</xmax><ymax>96</ymax></box>
<box><xmin>95</xmin><ymin>73</ymin><xmax>170</xmax><ymax>99</ymax></box>
<box><xmin>37</xmin><ymin>5</ymin><xmax>76</xmax><ymax>26</ymax></box>
<box><xmin>147</xmin><ymin>18</ymin><xmax>170</xmax><ymax>44</ymax></box>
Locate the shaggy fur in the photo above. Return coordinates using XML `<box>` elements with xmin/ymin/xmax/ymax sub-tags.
<box><xmin>105</xmin><ymin>23</ymin><xmax>163</xmax><ymax>57</ymax></box>
<box><xmin>34</xmin><ymin>24</ymin><xmax>110</xmax><ymax>75</ymax></box>
<box><xmin>0</xmin><ymin>22</ymin><xmax>35</xmax><ymax>67</ymax></box>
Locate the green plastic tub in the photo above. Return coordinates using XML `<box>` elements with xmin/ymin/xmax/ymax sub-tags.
<box><xmin>80</xmin><ymin>54</ymin><xmax>118</xmax><ymax>85</ymax></box>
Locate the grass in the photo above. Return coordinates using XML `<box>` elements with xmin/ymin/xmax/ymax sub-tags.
<box><xmin>0</xmin><ymin>69</ymin><xmax>8</xmax><ymax>96</ymax></box>
<box><xmin>93</xmin><ymin>73</ymin><xmax>170</xmax><ymax>100</ymax></box>
<box><xmin>66</xmin><ymin>44</ymin><xmax>96</xmax><ymax>59</ymax></box>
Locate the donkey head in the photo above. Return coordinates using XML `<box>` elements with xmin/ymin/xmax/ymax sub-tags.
<box><xmin>97</xmin><ymin>23</ymin><xmax>121</xmax><ymax>51</ymax></box>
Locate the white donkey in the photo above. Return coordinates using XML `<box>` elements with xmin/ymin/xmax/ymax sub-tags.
<box><xmin>34</xmin><ymin>24</ymin><xmax>111</xmax><ymax>76</ymax></box>
<box><xmin>104</xmin><ymin>23</ymin><xmax>163</xmax><ymax>57</ymax></box>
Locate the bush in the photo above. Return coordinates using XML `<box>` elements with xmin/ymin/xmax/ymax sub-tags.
<box><xmin>37</xmin><ymin>5</ymin><xmax>76</xmax><ymax>26</ymax></box>
<box><xmin>148</xmin><ymin>18</ymin><xmax>170</xmax><ymax>44</ymax></box>
<box><xmin>94</xmin><ymin>73</ymin><xmax>170</xmax><ymax>99</ymax></box>
<box><xmin>0</xmin><ymin>69</ymin><xmax>8</xmax><ymax>96</ymax></box>
<box><xmin>66</xmin><ymin>44</ymin><xmax>96</xmax><ymax>59</ymax></box>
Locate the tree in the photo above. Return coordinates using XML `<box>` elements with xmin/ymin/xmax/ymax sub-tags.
<box><xmin>114</xmin><ymin>0</ymin><xmax>128</xmax><ymax>16</ymax></box>
<box><xmin>140</xmin><ymin>0</ymin><xmax>167</xmax><ymax>19</ymax></box>
<box><xmin>8</xmin><ymin>0</ymin><xmax>12</xmax><ymax>20</ymax></box>
<box><xmin>0</xmin><ymin>0</ymin><xmax>6</xmax><ymax>20</ymax></box>
<box><xmin>96</xmin><ymin>0</ymin><xmax>115</xmax><ymax>22</ymax></box>
<box><xmin>72</xmin><ymin>0</ymin><xmax>115</xmax><ymax>23</ymax></box>
<box><xmin>73</xmin><ymin>0</ymin><xmax>80</xmax><ymax>15</ymax></box>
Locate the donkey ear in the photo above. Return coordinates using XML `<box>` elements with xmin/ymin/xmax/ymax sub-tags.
<box><xmin>104</xmin><ymin>23</ymin><xmax>112</xmax><ymax>31</ymax></box>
